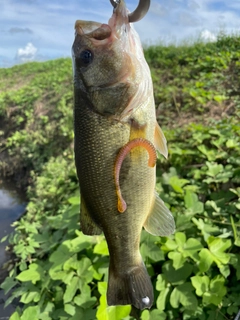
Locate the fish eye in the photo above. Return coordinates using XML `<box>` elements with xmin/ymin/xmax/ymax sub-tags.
<box><xmin>77</xmin><ymin>49</ymin><xmax>93</xmax><ymax>67</ymax></box>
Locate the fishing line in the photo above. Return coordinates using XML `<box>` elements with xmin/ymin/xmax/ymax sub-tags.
<box><xmin>234</xmin><ymin>309</ymin><xmax>240</xmax><ymax>320</ymax></box>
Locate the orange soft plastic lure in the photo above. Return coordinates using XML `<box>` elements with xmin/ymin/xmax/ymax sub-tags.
<box><xmin>114</xmin><ymin>138</ymin><xmax>157</xmax><ymax>213</ymax></box>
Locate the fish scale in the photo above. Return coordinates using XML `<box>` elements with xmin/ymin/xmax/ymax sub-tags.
<box><xmin>74</xmin><ymin>105</ymin><xmax>154</xmax><ymax>234</ymax></box>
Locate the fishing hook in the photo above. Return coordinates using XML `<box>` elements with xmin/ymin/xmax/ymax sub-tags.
<box><xmin>234</xmin><ymin>310</ymin><xmax>240</xmax><ymax>320</ymax></box>
<box><xmin>110</xmin><ymin>0</ymin><xmax>150</xmax><ymax>23</ymax></box>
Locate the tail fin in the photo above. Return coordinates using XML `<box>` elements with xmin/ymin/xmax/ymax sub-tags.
<box><xmin>107</xmin><ymin>260</ymin><xmax>154</xmax><ymax>310</ymax></box>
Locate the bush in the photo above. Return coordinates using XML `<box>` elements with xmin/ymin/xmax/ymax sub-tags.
<box><xmin>1</xmin><ymin>35</ymin><xmax>240</xmax><ymax>319</ymax></box>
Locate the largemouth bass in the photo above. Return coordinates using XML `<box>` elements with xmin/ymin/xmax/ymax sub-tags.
<box><xmin>72</xmin><ymin>0</ymin><xmax>175</xmax><ymax>310</ymax></box>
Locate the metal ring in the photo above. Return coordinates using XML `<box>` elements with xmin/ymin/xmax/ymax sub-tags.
<box><xmin>128</xmin><ymin>0</ymin><xmax>150</xmax><ymax>23</ymax></box>
<box><xmin>110</xmin><ymin>0</ymin><xmax>150</xmax><ymax>22</ymax></box>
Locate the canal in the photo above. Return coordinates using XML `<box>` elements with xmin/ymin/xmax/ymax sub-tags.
<box><xmin>0</xmin><ymin>181</ymin><xmax>26</xmax><ymax>318</ymax></box>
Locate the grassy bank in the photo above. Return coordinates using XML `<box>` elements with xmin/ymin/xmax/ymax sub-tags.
<box><xmin>0</xmin><ymin>34</ymin><xmax>240</xmax><ymax>320</ymax></box>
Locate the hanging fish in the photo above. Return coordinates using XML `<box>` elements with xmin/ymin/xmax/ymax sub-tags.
<box><xmin>72</xmin><ymin>0</ymin><xmax>175</xmax><ymax>310</ymax></box>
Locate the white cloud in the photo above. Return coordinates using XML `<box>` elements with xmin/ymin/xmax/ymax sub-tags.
<box><xmin>187</xmin><ymin>0</ymin><xmax>200</xmax><ymax>10</ymax></box>
<box><xmin>178</xmin><ymin>11</ymin><xmax>201</xmax><ymax>27</ymax></box>
<box><xmin>200</xmin><ymin>29</ymin><xmax>217</xmax><ymax>42</ymax></box>
<box><xmin>16</xmin><ymin>42</ymin><xmax>37</xmax><ymax>62</ymax></box>
<box><xmin>149</xmin><ymin>2</ymin><xmax>168</xmax><ymax>17</ymax></box>
<box><xmin>9</xmin><ymin>27</ymin><xmax>33</xmax><ymax>34</ymax></box>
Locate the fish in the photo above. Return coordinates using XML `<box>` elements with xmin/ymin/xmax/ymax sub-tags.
<box><xmin>72</xmin><ymin>0</ymin><xmax>175</xmax><ymax>310</ymax></box>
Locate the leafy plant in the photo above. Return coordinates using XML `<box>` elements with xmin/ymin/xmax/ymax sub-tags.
<box><xmin>0</xmin><ymin>34</ymin><xmax>240</xmax><ymax>319</ymax></box>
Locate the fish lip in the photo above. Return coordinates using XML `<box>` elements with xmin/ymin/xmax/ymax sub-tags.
<box><xmin>108</xmin><ymin>0</ymin><xmax>129</xmax><ymax>35</ymax></box>
<box><xmin>75</xmin><ymin>21</ymin><xmax>104</xmax><ymax>35</ymax></box>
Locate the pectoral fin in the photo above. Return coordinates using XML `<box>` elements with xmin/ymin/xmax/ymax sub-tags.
<box><xmin>80</xmin><ymin>195</ymin><xmax>102</xmax><ymax>235</ymax></box>
<box><xmin>154</xmin><ymin>122</ymin><xmax>168</xmax><ymax>159</ymax></box>
<box><xmin>144</xmin><ymin>192</ymin><xmax>175</xmax><ymax>236</ymax></box>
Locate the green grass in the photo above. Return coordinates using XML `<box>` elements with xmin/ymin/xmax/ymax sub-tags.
<box><xmin>0</xmin><ymin>34</ymin><xmax>240</xmax><ymax>320</ymax></box>
<box><xmin>0</xmin><ymin>58</ymin><xmax>73</xmax><ymax>184</ymax></box>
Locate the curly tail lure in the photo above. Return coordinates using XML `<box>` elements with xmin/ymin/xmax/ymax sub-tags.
<box><xmin>114</xmin><ymin>138</ymin><xmax>157</xmax><ymax>213</ymax></box>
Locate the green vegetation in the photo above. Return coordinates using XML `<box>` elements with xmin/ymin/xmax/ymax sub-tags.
<box><xmin>0</xmin><ymin>34</ymin><xmax>240</xmax><ymax>320</ymax></box>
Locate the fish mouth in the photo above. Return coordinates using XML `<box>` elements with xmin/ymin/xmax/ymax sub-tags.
<box><xmin>75</xmin><ymin>21</ymin><xmax>112</xmax><ymax>41</ymax></box>
<box><xmin>75</xmin><ymin>0</ymin><xmax>129</xmax><ymax>42</ymax></box>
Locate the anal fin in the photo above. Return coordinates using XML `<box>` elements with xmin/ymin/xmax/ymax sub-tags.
<box><xmin>144</xmin><ymin>192</ymin><xmax>175</xmax><ymax>236</ymax></box>
<box><xmin>154</xmin><ymin>122</ymin><xmax>168</xmax><ymax>159</ymax></box>
<box><xmin>80</xmin><ymin>195</ymin><xmax>102</xmax><ymax>235</ymax></box>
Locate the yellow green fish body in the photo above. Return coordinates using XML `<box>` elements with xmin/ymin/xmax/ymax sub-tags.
<box><xmin>72</xmin><ymin>0</ymin><xmax>175</xmax><ymax>310</ymax></box>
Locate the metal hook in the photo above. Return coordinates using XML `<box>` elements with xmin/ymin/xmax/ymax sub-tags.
<box><xmin>110</xmin><ymin>0</ymin><xmax>150</xmax><ymax>23</ymax></box>
<box><xmin>128</xmin><ymin>0</ymin><xmax>150</xmax><ymax>22</ymax></box>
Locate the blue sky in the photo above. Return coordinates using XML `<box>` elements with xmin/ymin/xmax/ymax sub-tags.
<box><xmin>1</xmin><ymin>0</ymin><xmax>240</xmax><ymax>67</ymax></box>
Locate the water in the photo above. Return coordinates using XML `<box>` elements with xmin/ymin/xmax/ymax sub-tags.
<box><xmin>0</xmin><ymin>181</ymin><xmax>26</xmax><ymax>318</ymax></box>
